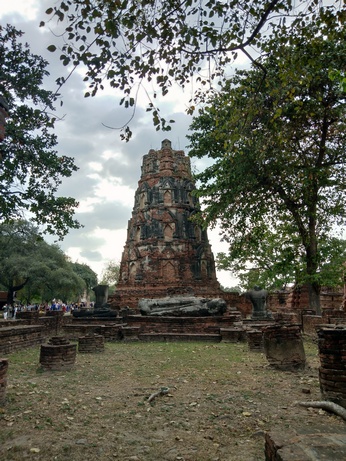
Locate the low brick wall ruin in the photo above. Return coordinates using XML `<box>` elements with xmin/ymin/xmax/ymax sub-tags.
<box><xmin>124</xmin><ymin>314</ymin><xmax>242</xmax><ymax>334</ymax></box>
<box><xmin>16</xmin><ymin>311</ymin><xmax>40</xmax><ymax>324</ymax></box>
<box><xmin>0</xmin><ymin>325</ymin><xmax>46</xmax><ymax>354</ymax></box>
<box><xmin>301</xmin><ymin>309</ymin><xmax>346</xmax><ymax>337</ymax></box>
<box><xmin>220</xmin><ymin>327</ymin><xmax>246</xmax><ymax>342</ymax></box>
<box><xmin>302</xmin><ymin>314</ymin><xmax>323</xmax><ymax>335</ymax></box>
<box><xmin>78</xmin><ymin>334</ymin><xmax>105</xmax><ymax>353</ymax></box>
<box><xmin>322</xmin><ymin>308</ymin><xmax>346</xmax><ymax>325</ymax></box>
<box><xmin>63</xmin><ymin>323</ymin><xmax>125</xmax><ymax>342</ymax></box>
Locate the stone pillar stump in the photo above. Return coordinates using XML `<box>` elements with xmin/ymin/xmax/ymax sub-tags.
<box><xmin>247</xmin><ymin>329</ymin><xmax>264</xmax><ymax>351</ymax></box>
<box><xmin>39</xmin><ymin>337</ymin><xmax>76</xmax><ymax>371</ymax></box>
<box><xmin>78</xmin><ymin>334</ymin><xmax>105</xmax><ymax>353</ymax></box>
<box><xmin>0</xmin><ymin>358</ymin><xmax>8</xmax><ymax>405</ymax></box>
<box><xmin>263</xmin><ymin>324</ymin><xmax>306</xmax><ymax>371</ymax></box>
<box><xmin>317</xmin><ymin>325</ymin><xmax>346</xmax><ymax>408</ymax></box>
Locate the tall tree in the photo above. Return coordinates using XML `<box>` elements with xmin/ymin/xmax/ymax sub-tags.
<box><xmin>217</xmin><ymin>227</ymin><xmax>346</xmax><ymax>292</ymax></box>
<box><xmin>0</xmin><ymin>24</ymin><xmax>80</xmax><ymax>237</ymax></box>
<box><xmin>0</xmin><ymin>220</ymin><xmax>85</xmax><ymax>304</ymax></box>
<box><xmin>43</xmin><ymin>0</ymin><xmax>343</xmax><ymax>139</ymax></box>
<box><xmin>100</xmin><ymin>260</ymin><xmax>120</xmax><ymax>295</ymax></box>
<box><xmin>187</xmin><ymin>17</ymin><xmax>346</xmax><ymax>313</ymax></box>
<box><xmin>71</xmin><ymin>262</ymin><xmax>98</xmax><ymax>299</ymax></box>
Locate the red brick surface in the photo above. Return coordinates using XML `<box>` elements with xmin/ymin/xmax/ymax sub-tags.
<box><xmin>110</xmin><ymin>140</ymin><xmax>223</xmax><ymax>310</ymax></box>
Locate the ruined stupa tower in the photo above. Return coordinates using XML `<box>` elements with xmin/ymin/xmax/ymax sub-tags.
<box><xmin>111</xmin><ymin>139</ymin><xmax>222</xmax><ymax>309</ymax></box>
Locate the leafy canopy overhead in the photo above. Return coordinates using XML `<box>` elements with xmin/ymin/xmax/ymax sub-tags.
<box><xmin>217</xmin><ymin>227</ymin><xmax>346</xmax><ymax>292</ymax></box>
<box><xmin>43</xmin><ymin>0</ymin><xmax>343</xmax><ymax>140</ymax></box>
<box><xmin>188</xmin><ymin>15</ymin><xmax>346</xmax><ymax>311</ymax></box>
<box><xmin>0</xmin><ymin>24</ymin><xmax>81</xmax><ymax>238</ymax></box>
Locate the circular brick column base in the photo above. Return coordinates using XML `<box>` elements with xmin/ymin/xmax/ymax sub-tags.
<box><xmin>39</xmin><ymin>337</ymin><xmax>76</xmax><ymax>371</ymax></box>
<box><xmin>317</xmin><ymin>325</ymin><xmax>346</xmax><ymax>408</ymax></box>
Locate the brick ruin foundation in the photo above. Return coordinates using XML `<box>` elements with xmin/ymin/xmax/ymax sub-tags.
<box><xmin>247</xmin><ymin>329</ymin><xmax>264</xmax><ymax>351</ymax></box>
<box><xmin>78</xmin><ymin>334</ymin><xmax>105</xmax><ymax>353</ymax></box>
<box><xmin>263</xmin><ymin>324</ymin><xmax>306</xmax><ymax>371</ymax></box>
<box><xmin>39</xmin><ymin>336</ymin><xmax>77</xmax><ymax>371</ymax></box>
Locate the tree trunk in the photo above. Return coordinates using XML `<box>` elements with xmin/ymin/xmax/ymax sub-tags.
<box><xmin>306</xmin><ymin>218</ymin><xmax>321</xmax><ymax>314</ymax></box>
<box><xmin>7</xmin><ymin>278</ymin><xmax>29</xmax><ymax>305</ymax></box>
<box><xmin>307</xmin><ymin>282</ymin><xmax>321</xmax><ymax>315</ymax></box>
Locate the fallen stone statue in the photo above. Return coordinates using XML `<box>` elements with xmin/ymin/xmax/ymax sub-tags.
<box><xmin>72</xmin><ymin>308</ymin><xmax>117</xmax><ymax>318</ymax></box>
<box><xmin>139</xmin><ymin>297</ymin><xmax>227</xmax><ymax>317</ymax></box>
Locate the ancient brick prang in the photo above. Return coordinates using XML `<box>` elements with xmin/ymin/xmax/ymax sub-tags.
<box><xmin>111</xmin><ymin>139</ymin><xmax>222</xmax><ymax>310</ymax></box>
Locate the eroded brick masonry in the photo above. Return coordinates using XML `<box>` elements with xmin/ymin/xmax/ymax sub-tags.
<box><xmin>111</xmin><ymin>139</ymin><xmax>223</xmax><ymax>310</ymax></box>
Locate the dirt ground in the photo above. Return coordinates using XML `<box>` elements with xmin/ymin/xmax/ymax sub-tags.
<box><xmin>0</xmin><ymin>339</ymin><xmax>344</xmax><ymax>461</ymax></box>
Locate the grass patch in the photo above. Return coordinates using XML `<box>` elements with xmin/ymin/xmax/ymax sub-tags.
<box><xmin>1</xmin><ymin>339</ymin><xmax>343</xmax><ymax>461</ymax></box>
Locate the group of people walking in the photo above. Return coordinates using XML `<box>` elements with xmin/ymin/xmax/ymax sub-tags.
<box><xmin>2</xmin><ymin>301</ymin><xmax>91</xmax><ymax>320</ymax></box>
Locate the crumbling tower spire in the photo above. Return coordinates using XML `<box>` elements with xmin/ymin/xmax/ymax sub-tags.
<box><xmin>111</xmin><ymin>139</ymin><xmax>222</xmax><ymax>309</ymax></box>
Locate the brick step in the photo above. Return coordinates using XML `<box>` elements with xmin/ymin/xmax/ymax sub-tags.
<box><xmin>138</xmin><ymin>333</ymin><xmax>221</xmax><ymax>342</ymax></box>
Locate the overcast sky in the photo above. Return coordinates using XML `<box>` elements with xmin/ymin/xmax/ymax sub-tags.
<box><xmin>1</xmin><ymin>0</ymin><xmax>240</xmax><ymax>287</ymax></box>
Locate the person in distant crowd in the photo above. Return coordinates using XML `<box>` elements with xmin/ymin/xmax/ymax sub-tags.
<box><xmin>2</xmin><ymin>304</ymin><xmax>8</xmax><ymax>320</ymax></box>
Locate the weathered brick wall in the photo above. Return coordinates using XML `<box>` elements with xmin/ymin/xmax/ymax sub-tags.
<box><xmin>78</xmin><ymin>334</ymin><xmax>105</xmax><ymax>353</ymax></box>
<box><xmin>321</xmin><ymin>290</ymin><xmax>343</xmax><ymax>310</ymax></box>
<box><xmin>302</xmin><ymin>315</ymin><xmax>323</xmax><ymax>335</ymax></box>
<box><xmin>123</xmin><ymin>314</ymin><xmax>241</xmax><ymax>334</ymax></box>
<box><xmin>16</xmin><ymin>311</ymin><xmax>40</xmax><ymax>324</ymax></box>
<box><xmin>322</xmin><ymin>309</ymin><xmax>346</xmax><ymax>324</ymax></box>
<box><xmin>63</xmin><ymin>324</ymin><xmax>103</xmax><ymax>340</ymax></box>
<box><xmin>63</xmin><ymin>319</ymin><xmax>128</xmax><ymax>341</ymax></box>
<box><xmin>0</xmin><ymin>325</ymin><xmax>46</xmax><ymax>354</ymax></box>
<box><xmin>221</xmin><ymin>292</ymin><xmax>252</xmax><ymax>318</ymax></box>
<box><xmin>263</xmin><ymin>324</ymin><xmax>306</xmax><ymax>370</ymax></box>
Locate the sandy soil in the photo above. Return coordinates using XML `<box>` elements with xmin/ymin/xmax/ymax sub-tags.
<box><xmin>0</xmin><ymin>339</ymin><xmax>344</xmax><ymax>461</ymax></box>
